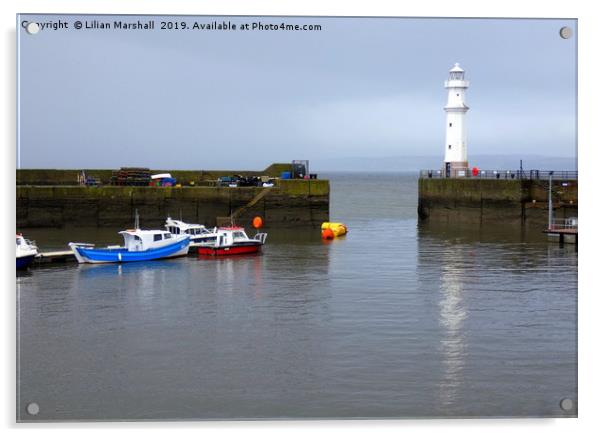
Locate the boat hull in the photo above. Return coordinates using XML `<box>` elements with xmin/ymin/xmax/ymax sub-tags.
<box><xmin>198</xmin><ymin>243</ymin><xmax>262</xmax><ymax>256</ymax></box>
<box><xmin>70</xmin><ymin>238</ymin><xmax>190</xmax><ymax>264</ymax></box>
<box><xmin>16</xmin><ymin>254</ymin><xmax>36</xmax><ymax>270</ymax></box>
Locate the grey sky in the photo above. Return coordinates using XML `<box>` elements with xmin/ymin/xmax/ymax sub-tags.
<box><xmin>18</xmin><ymin>15</ymin><xmax>576</xmax><ymax>170</ymax></box>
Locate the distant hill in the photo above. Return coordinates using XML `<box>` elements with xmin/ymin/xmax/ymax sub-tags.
<box><xmin>310</xmin><ymin>155</ymin><xmax>577</xmax><ymax>172</ymax></box>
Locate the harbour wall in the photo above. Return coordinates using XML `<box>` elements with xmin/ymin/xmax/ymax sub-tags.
<box><xmin>16</xmin><ymin>163</ymin><xmax>294</xmax><ymax>186</ymax></box>
<box><xmin>17</xmin><ymin>179</ymin><xmax>329</xmax><ymax>229</ymax></box>
<box><xmin>418</xmin><ymin>178</ymin><xmax>577</xmax><ymax>226</ymax></box>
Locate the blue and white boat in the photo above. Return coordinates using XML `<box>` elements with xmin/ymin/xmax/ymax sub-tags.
<box><xmin>16</xmin><ymin>233</ymin><xmax>38</xmax><ymax>269</ymax></box>
<box><xmin>69</xmin><ymin>228</ymin><xmax>190</xmax><ymax>264</ymax></box>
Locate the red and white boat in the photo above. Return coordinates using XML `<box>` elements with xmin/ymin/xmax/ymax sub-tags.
<box><xmin>197</xmin><ymin>226</ymin><xmax>267</xmax><ymax>256</ymax></box>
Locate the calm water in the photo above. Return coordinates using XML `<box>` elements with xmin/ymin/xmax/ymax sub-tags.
<box><xmin>17</xmin><ymin>173</ymin><xmax>577</xmax><ymax>420</ymax></box>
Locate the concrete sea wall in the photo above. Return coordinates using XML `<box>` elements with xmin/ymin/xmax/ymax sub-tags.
<box><xmin>418</xmin><ymin>178</ymin><xmax>577</xmax><ymax>226</ymax></box>
<box><xmin>16</xmin><ymin>163</ymin><xmax>294</xmax><ymax>186</ymax></box>
<box><xmin>17</xmin><ymin>179</ymin><xmax>329</xmax><ymax>229</ymax></box>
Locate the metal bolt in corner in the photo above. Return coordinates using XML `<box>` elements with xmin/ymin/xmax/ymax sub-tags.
<box><xmin>559</xmin><ymin>398</ymin><xmax>574</xmax><ymax>411</ymax></box>
<box><xmin>559</xmin><ymin>26</ymin><xmax>573</xmax><ymax>39</ymax></box>
<box><xmin>26</xmin><ymin>402</ymin><xmax>40</xmax><ymax>415</ymax></box>
<box><xmin>26</xmin><ymin>22</ymin><xmax>40</xmax><ymax>35</ymax></box>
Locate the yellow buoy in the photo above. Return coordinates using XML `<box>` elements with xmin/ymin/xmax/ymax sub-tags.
<box><xmin>321</xmin><ymin>222</ymin><xmax>348</xmax><ymax>237</ymax></box>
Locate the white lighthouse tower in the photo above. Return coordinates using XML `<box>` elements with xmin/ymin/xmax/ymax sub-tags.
<box><xmin>444</xmin><ymin>63</ymin><xmax>470</xmax><ymax>177</ymax></box>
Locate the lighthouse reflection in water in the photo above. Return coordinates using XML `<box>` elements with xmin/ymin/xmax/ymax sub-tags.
<box><xmin>17</xmin><ymin>173</ymin><xmax>577</xmax><ymax>420</ymax></box>
<box><xmin>437</xmin><ymin>245</ymin><xmax>468</xmax><ymax>411</ymax></box>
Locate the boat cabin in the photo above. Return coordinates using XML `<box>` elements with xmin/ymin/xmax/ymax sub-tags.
<box><xmin>118</xmin><ymin>229</ymin><xmax>175</xmax><ymax>251</ymax></box>
<box><xmin>214</xmin><ymin>227</ymin><xmax>267</xmax><ymax>247</ymax></box>
<box><xmin>16</xmin><ymin>233</ymin><xmax>37</xmax><ymax>249</ymax></box>
<box><xmin>165</xmin><ymin>217</ymin><xmax>216</xmax><ymax>236</ymax></box>
<box><xmin>16</xmin><ymin>233</ymin><xmax>38</xmax><ymax>257</ymax></box>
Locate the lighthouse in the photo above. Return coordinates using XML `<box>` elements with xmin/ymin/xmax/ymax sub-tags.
<box><xmin>444</xmin><ymin>63</ymin><xmax>470</xmax><ymax>177</ymax></box>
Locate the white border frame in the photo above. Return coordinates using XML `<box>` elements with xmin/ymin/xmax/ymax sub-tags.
<box><xmin>4</xmin><ymin>1</ymin><xmax>600</xmax><ymax>435</ymax></box>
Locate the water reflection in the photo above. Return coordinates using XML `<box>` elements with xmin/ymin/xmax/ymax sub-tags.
<box><xmin>76</xmin><ymin>259</ymin><xmax>182</xmax><ymax>278</ymax></box>
<box><xmin>437</xmin><ymin>243</ymin><xmax>468</xmax><ymax>411</ymax></box>
<box><xmin>418</xmin><ymin>217</ymin><xmax>577</xmax><ymax>417</ymax></box>
<box><xmin>418</xmin><ymin>220</ymin><xmax>551</xmax><ymax>245</ymax></box>
<box><xmin>16</xmin><ymin>269</ymin><xmax>34</xmax><ymax>279</ymax></box>
<box><xmin>208</xmin><ymin>254</ymin><xmax>265</xmax><ymax>299</ymax></box>
<box><xmin>16</xmin><ymin>172</ymin><xmax>577</xmax><ymax>419</ymax></box>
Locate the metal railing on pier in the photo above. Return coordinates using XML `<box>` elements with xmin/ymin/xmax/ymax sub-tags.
<box><xmin>420</xmin><ymin>169</ymin><xmax>578</xmax><ymax>181</ymax></box>
<box><xmin>549</xmin><ymin>217</ymin><xmax>578</xmax><ymax>231</ymax></box>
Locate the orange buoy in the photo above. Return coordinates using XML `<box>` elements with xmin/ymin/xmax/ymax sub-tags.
<box><xmin>321</xmin><ymin>228</ymin><xmax>335</xmax><ymax>240</ymax></box>
<box><xmin>252</xmin><ymin>216</ymin><xmax>263</xmax><ymax>229</ymax></box>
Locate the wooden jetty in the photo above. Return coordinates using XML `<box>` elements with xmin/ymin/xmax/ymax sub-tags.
<box><xmin>544</xmin><ymin>218</ymin><xmax>578</xmax><ymax>247</ymax></box>
<box><xmin>542</xmin><ymin>173</ymin><xmax>578</xmax><ymax>248</ymax></box>
<box><xmin>34</xmin><ymin>250</ymin><xmax>76</xmax><ymax>265</ymax></box>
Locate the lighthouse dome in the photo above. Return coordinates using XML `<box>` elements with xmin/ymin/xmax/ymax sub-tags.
<box><xmin>449</xmin><ymin>62</ymin><xmax>464</xmax><ymax>72</ymax></box>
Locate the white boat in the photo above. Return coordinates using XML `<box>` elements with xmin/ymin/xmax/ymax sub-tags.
<box><xmin>165</xmin><ymin>217</ymin><xmax>218</xmax><ymax>247</ymax></box>
<box><xmin>69</xmin><ymin>229</ymin><xmax>190</xmax><ymax>264</ymax></box>
<box><xmin>198</xmin><ymin>226</ymin><xmax>267</xmax><ymax>256</ymax></box>
<box><xmin>16</xmin><ymin>233</ymin><xmax>38</xmax><ymax>269</ymax></box>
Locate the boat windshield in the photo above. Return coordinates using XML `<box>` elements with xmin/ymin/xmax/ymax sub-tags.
<box><xmin>232</xmin><ymin>231</ymin><xmax>247</xmax><ymax>240</ymax></box>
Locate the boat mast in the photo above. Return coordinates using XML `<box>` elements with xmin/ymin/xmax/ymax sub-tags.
<box><xmin>134</xmin><ymin>209</ymin><xmax>140</xmax><ymax>230</ymax></box>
